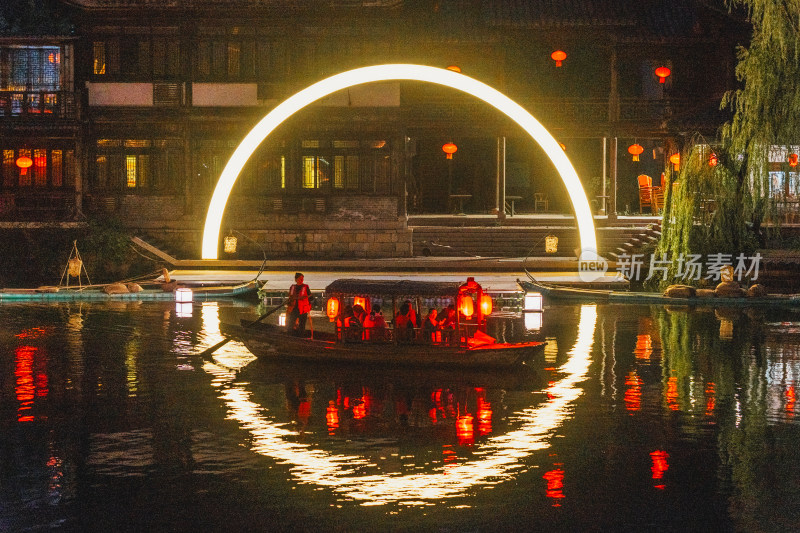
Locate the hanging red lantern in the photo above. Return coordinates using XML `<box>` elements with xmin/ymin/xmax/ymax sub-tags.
<box><xmin>442</xmin><ymin>142</ymin><xmax>457</xmax><ymax>160</ymax></box>
<box><xmin>709</xmin><ymin>153</ymin><xmax>718</xmax><ymax>167</ymax></box>
<box><xmin>655</xmin><ymin>66</ymin><xmax>671</xmax><ymax>84</ymax></box>
<box><xmin>458</xmin><ymin>295</ymin><xmax>474</xmax><ymax>318</ymax></box>
<box><xmin>479</xmin><ymin>294</ymin><xmax>493</xmax><ymax>316</ymax></box>
<box><xmin>550</xmin><ymin>50</ymin><xmax>567</xmax><ymax>67</ymax></box>
<box><xmin>446</xmin><ymin>65</ymin><xmax>461</xmax><ymax>73</ymax></box>
<box><xmin>326</xmin><ymin>297</ymin><xmax>340</xmax><ymax>321</ymax></box>
<box><xmin>669</xmin><ymin>153</ymin><xmax>680</xmax><ymax>171</ymax></box>
<box><xmin>16</xmin><ymin>156</ymin><xmax>33</xmax><ymax>176</ymax></box>
<box><xmin>789</xmin><ymin>153</ymin><xmax>798</xmax><ymax>167</ymax></box>
<box><xmin>353</xmin><ymin>296</ymin><xmax>368</xmax><ymax>311</ymax></box>
<box><xmin>628</xmin><ymin>144</ymin><xmax>644</xmax><ymax>162</ymax></box>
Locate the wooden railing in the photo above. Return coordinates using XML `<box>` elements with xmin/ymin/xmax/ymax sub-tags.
<box><xmin>0</xmin><ymin>91</ymin><xmax>78</xmax><ymax>119</ymax></box>
<box><xmin>0</xmin><ymin>192</ymin><xmax>76</xmax><ymax>221</ymax></box>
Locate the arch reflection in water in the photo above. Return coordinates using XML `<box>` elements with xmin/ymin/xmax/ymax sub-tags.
<box><xmin>202</xmin><ymin>305</ymin><xmax>598</xmax><ymax>505</ymax></box>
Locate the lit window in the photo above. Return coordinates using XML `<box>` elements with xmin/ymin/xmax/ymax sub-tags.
<box><xmin>126</xmin><ymin>155</ymin><xmax>137</xmax><ymax>187</ymax></box>
<box><xmin>51</xmin><ymin>151</ymin><xmax>62</xmax><ymax>187</ymax></box>
<box><xmin>93</xmin><ymin>42</ymin><xmax>106</xmax><ymax>75</ymax></box>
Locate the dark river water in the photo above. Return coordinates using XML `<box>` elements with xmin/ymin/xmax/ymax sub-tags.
<box><xmin>2</xmin><ymin>298</ymin><xmax>800</xmax><ymax>532</ymax></box>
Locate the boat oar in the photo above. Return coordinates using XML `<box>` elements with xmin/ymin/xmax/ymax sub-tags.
<box><xmin>197</xmin><ymin>300</ymin><xmax>286</xmax><ymax>359</ymax></box>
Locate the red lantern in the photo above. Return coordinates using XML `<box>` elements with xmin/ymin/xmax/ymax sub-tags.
<box><xmin>479</xmin><ymin>294</ymin><xmax>493</xmax><ymax>316</ymax></box>
<box><xmin>628</xmin><ymin>144</ymin><xmax>644</xmax><ymax>162</ymax></box>
<box><xmin>709</xmin><ymin>153</ymin><xmax>718</xmax><ymax>167</ymax></box>
<box><xmin>442</xmin><ymin>142</ymin><xmax>457</xmax><ymax>160</ymax></box>
<box><xmin>655</xmin><ymin>66</ymin><xmax>671</xmax><ymax>84</ymax></box>
<box><xmin>326</xmin><ymin>297</ymin><xmax>340</xmax><ymax>321</ymax></box>
<box><xmin>458</xmin><ymin>295</ymin><xmax>474</xmax><ymax>318</ymax></box>
<box><xmin>550</xmin><ymin>50</ymin><xmax>567</xmax><ymax>67</ymax></box>
<box><xmin>789</xmin><ymin>153</ymin><xmax>798</xmax><ymax>167</ymax></box>
<box><xmin>353</xmin><ymin>296</ymin><xmax>367</xmax><ymax>310</ymax></box>
<box><xmin>669</xmin><ymin>153</ymin><xmax>680</xmax><ymax>171</ymax></box>
<box><xmin>446</xmin><ymin>65</ymin><xmax>461</xmax><ymax>73</ymax></box>
<box><xmin>16</xmin><ymin>156</ymin><xmax>33</xmax><ymax>176</ymax></box>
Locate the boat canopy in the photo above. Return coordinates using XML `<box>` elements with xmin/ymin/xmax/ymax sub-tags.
<box><xmin>325</xmin><ymin>279</ymin><xmax>466</xmax><ymax>298</ymax></box>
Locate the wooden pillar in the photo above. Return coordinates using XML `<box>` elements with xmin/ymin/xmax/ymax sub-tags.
<box><xmin>496</xmin><ymin>136</ymin><xmax>506</xmax><ymax>221</ymax></box>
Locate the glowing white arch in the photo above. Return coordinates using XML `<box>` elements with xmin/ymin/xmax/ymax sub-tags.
<box><xmin>201</xmin><ymin>64</ymin><xmax>598</xmax><ymax>259</ymax></box>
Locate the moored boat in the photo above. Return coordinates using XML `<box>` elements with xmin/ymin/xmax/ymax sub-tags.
<box><xmin>517</xmin><ymin>278</ymin><xmax>800</xmax><ymax>307</ymax></box>
<box><xmin>222</xmin><ymin>277</ymin><xmax>544</xmax><ymax>368</ymax></box>
<box><xmin>0</xmin><ymin>279</ymin><xmax>261</xmax><ymax>302</ymax></box>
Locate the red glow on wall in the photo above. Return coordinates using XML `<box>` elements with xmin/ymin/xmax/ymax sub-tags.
<box><xmin>666</xmin><ymin>376</ymin><xmax>679</xmax><ymax>411</ymax></box>
<box><xmin>543</xmin><ymin>468</ymin><xmax>565</xmax><ymax>505</ymax></box>
<box><xmin>624</xmin><ymin>371</ymin><xmax>642</xmax><ymax>412</ymax></box>
<box><xmin>650</xmin><ymin>450</ymin><xmax>669</xmax><ymax>489</ymax></box>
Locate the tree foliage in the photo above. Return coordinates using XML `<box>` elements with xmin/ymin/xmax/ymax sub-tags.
<box><xmin>652</xmin><ymin>0</ymin><xmax>800</xmax><ymax>288</ymax></box>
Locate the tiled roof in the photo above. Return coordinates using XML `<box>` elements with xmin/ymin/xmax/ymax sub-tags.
<box><xmin>482</xmin><ymin>0</ymin><xmax>721</xmax><ymax>40</ymax></box>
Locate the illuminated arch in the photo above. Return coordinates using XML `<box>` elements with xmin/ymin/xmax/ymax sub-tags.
<box><xmin>201</xmin><ymin>64</ymin><xmax>598</xmax><ymax>259</ymax></box>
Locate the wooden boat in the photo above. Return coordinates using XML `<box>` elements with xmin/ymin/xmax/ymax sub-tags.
<box><xmin>222</xmin><ymin>277</ymin><xmax>544</xmax><ymax>369</ymax></box>
<box><xmin>0</xmin><ymin>279</ymin><xmax>261</xmax><ymax>302</ymax></box>
<box><xmin>517</xmin><ymin>278</ymin><xmax>800</xmax><ymax>308</ymax></box>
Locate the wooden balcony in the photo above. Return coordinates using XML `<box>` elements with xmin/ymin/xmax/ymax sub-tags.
<box><xmin>0</xmin><ymin>192</ymin><xmax>77</xmax><ymax>221</ymax></box>
<box><xmin>0</xmin><ymin>91</ymin><xmax>78</xmax><ymax>120</ymax></box>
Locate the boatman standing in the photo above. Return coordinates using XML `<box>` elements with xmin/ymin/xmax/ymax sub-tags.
<box><xmin>286</xmin><ymin>272</ymin><xmax>311</xmax><ymax>336</ymax></box>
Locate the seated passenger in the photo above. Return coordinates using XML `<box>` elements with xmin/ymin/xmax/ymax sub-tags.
<box><xmin>421</xmin><ymin>308</ymin><xmax>440</xmax><ymax>343</ymax></box>
<box><xmin>339</xmin><ymin>304</ymin><xmax>362</xmax><ymax>342</ymax></box>
<box><xmin>363</xmin><ymin>304</ymin><xmax>388</xmax><ymax>341</ymax></box>
<box><xmin>439</xmin><ymin>305</ymin><xmax>457</xmax><ymax>345</ymax></box>
<box><xmin>394</xmin><ymin>302</ymin><xmax>415</xmax><ymax>342</ymax></box>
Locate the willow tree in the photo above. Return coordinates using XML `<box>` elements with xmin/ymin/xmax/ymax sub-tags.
<box><xmin>650</xmin><ymin>0</ymin><xmax>800</xmax><ymax>288</ymax></box>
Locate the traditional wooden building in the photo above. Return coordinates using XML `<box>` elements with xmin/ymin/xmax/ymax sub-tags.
<box><xmin>0</xmin><ymin>0</ymin><xmax>748</xmax><ymax>258</ymax></box>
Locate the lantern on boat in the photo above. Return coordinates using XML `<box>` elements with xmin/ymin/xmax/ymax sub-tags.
<box><xmin>458</xmin><ymin>295</ymin><xmax>474</xmax><ymax>318</ymax></box>
<box><xmin>279</xmin><ymin>313</ymin><xmax>287</xmax><ymax>326</ymax></box>
<box><xmin>545</xmin><ymin>234</ymin><xmax>558</xmax><ymax>254</ymax></box>
<box><xmin>480</xmin><ymin>293</ymin><xmax>493</xmax><ymax>315</ymax></box>
<box><xmin>353</xmin><ymin>296</ymin><xmax>368</xmax><ymax>311</ymax></box>
<box><xmin>326</xmin><ymin>297</ymin><xmax>340</xmax><ymax>321</ymax></box>
<box><xmin>524</xmin><ymin>292</ymin><xmax>543</xmax><ymax>312</ymax></box>
<box><xmin>175</xmin><ymin>287</ymin><xmax>193</xmax><ymax>302</ymax></box>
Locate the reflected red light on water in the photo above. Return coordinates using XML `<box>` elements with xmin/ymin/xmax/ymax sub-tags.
<box><xmin>543</xmin><ymin>468</ymin><xmax>565</xmax><ymax>505</ymax></box>
<box><xmin>456</xmin><ymin>414</ymin><xmax>474</xmax><ymax>445</ymax></box>
<box><xmin>624</xmin><ymin>371</ymin><xmax>642</xmax><ymax>412</ymax></box>
<box><xmin>705</xmin><ymin>382</ymin><xmax>716</xmax><ymax>415</ymax></box>
<box><xmin>786</xmin><ymin>385</ymin><xmax>796</xmax><ymax>417</ymax></box>
<box><xmin>352</xmin><ymin>401</ymin><xmax>366</xmax><ymax>420</ymax></box>
<box><xmin>15</xmin><ymin>327</ymin><xmax>48</xmax><ymax>339</ymax></box>
<box><xmin>666</xmin><ymin>376</ymin><xmax>679</xmax><ymax>411</ymax></box>
<box><xmin>326</xmin><ymin>401</ymin><xmax>339</xmax><ymax>434</ymax></box>
<box><xmin>477</xmin><ymin>397</ymin><xmax>492</xmax><ymax>436</ymax></box>
<box><xmin>635</xmin><ymin>334</ymin><xmax>653</xmax><ymax>359</ymax></box>
<box><xmin>650</xmin><ymin>450</ymin><xmax>669</xmax><ymax>489</ymax></box>
<box><xmin>15</xmin><ymin>345</ymin><xmax>47</xmax><ymax>423</ymax></box>
<box><xmin>442</xmin><ymin>444</ymin><xmax>457</xmax><ymax>466</ymax></box>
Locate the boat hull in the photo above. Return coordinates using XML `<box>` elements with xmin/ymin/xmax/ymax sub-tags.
<box><xmin>0</xmin><ymin>280</ymin><xmax>260</xmax><ymax>302</ymax></box>
<box><xmin>223</xmin><ymin>321</ymin><xmax>544</xmax><ymax>369</ymax></box>
<box><xmin>518</xmin><ymin>279</ymin><xmax>800</xmax><ymax>307</ymax></box>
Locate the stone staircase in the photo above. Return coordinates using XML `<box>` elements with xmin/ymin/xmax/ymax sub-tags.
<box><xmin>410</xmin><ymin>223</ymin><xmax>661</xmax><ymax>259</ymax></box>
<box><xmin>605</xmin><ymin>222</ymin><xmax>662</xmax><ymax>261</ymax></box>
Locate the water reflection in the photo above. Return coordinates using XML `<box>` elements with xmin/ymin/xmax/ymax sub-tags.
<box><xmin>3</xmin><ymin>300</ymin><xmax>800</xmax><ymax>529</ymax></box>
<box><xmin>200</xmin><ymin>305</ymin><xmax>597</xmax><ymax>506</ymax></box>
